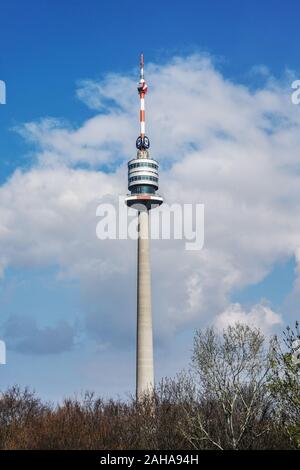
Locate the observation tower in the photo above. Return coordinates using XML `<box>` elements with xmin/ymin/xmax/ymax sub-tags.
<box><xmin>125</xmin><ymin>53</ymin><xmax>163</xmax><ymax>399</ymax></box>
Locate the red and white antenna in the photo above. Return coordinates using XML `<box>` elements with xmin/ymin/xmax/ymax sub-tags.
<box><xmin>136</xmin><ymin>52</ymin><xmax>150</xmax><ymax>150</ymax></box>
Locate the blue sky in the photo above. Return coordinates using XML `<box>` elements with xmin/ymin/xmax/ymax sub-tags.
<box><xmin>0</xmin><ymin>0</ymin><xmax>300</xmax><ymax>401</ymax></box>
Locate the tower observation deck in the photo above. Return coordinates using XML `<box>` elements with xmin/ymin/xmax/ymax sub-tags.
<box><xmin>125</xmin><ymin>54</ymin><xmax>163</xmax><ymax>400</ymax></box>
<box><xmin>125</xmin><ymin>53</ymin><xmax>163</xmax><ymax>210</ymax></box>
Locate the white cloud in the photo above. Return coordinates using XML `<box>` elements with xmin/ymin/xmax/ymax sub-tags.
<box><xmin>2</xmin><ymin>54</ymin><xmax>300</xmax><ymax>345</ymax></box>
<box><xmin>215</xmin><ymin>302</ymin><xmax>283</xmax><ymax>335</ymax></box>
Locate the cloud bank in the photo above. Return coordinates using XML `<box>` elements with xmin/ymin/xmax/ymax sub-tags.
<box><xmin>3</xmin><ymin>314</ymin><xmax>76</xmax><ymax>354</ymax></box>
<box><xmin>1</xmin><ymin>54</ymin><xmax>300</xmax><ymax>348</ymax></box>
<box><xmin>215</xmin><ymin>303</ymin><xmax>283</xmax><ymax>335</ymax></box>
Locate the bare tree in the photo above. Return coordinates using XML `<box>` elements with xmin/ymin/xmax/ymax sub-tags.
<box><xmin>270</xmin><ymin>322</ymin><xmax>300</xmax><ymax>448</ymax></box>
<box><xmin>0</xmin><ymin>324</ymin><xmax>294</xmax><ymax>450</ymax></box>
<box><xmin>184</xmin><ymin>323</ymin><xmax>276</xmax><ymax>450</ymax></box>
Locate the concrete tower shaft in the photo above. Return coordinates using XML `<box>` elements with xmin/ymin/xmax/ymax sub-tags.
<box><xmin>136</xmin><ymin>209</ymin><xmax>154</xmax><ymax>397</ymax></box>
